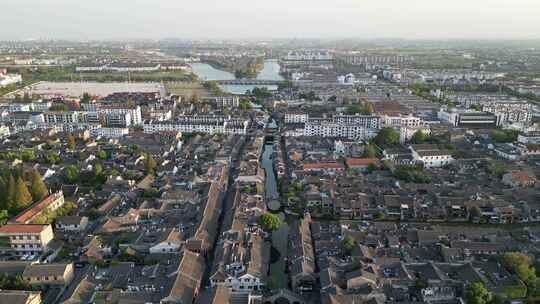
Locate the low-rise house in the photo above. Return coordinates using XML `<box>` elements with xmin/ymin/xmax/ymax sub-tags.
<box><xmin>502</xmin><ymin>171</ymin><xmax>537</xmax><ymax>188</ymax></box>
<box><xmin>22</xmin><ymin>263</ymin><xmax>75</xmax><ymax>286</ymax></box>
<box><xmin>0</xmin><ymin>224</ymin><xmax>54</xmax><ymax>256</ymax></box>
<box><xmin>0</xmin><ymin>290</ymin><xmax>41</xmax><ymax>304</ymax></box>
<box><xmin>493</xmin><ymin>143</ymin><xmax>521</xmax><ymax>161</ymax></box>
<box><xmin>12</xmin><ymin>191</ymin><xmax>65</xmax><ymax>224</ymax></box>
<box><xmin>55</xmin><ymin>216</ymin><xmax>89</xmax><ymax>232</ymax></box>
<box><xmin>303</xmin><ymin>162</ymin><xmax>344</xmax><ymax>174</ymax></box>
<box><xmin>289</xmin><ymin>214</ymin><xmax>317</xmax><ymax>293</ymax></box>
<box><xmin>345</xmin><ymin>158</ymin><xmax>379</xmax><ymax>172</ymax></box>
<box><xmin>149</xmin><ymin>229</ymin><xmax>183</xmax><ymax>254</ymax></box>
<box><xmin>161</xmin><ymin>251</ymin><xmax>205</xmax><ymax>304</ymax></box>
<box><xmin>410</xmin><ymin>144</ymin><xmax>454</xmax><ymax>168</ymax></box>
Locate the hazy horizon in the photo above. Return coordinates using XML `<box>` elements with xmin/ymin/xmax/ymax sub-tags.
<box><xmin>2</xmin><ymin>0</ymin><xmax>540</xmax><ymax>40</ymax></box>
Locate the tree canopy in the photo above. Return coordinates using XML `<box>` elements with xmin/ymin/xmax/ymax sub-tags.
<box><xmin>373</xmin><ymin>127</ymin><xmax>400</xmax><ymax>146</ymax></box>
<box><xmin>259</xmin><ymin>213</ymin><xmax>282</xmax><ymax>232</ymax></box>
<box><xmin>500</xmin><ymin>252</ymin><xmax>537</xmax><ymax>288</ymax></box>
<box><xmin>465</xmin><ymin>282</ymin><xmax>493</xmax><ymax>304</ymax></box>
<box><xmin>29</xmin><ymin>169</ymin><xmax>48</xmax><ymax>202</ymax></box>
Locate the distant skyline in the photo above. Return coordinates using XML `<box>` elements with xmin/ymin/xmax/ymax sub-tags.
<box><xmin>2</xmin><ymin>0</ymin><xmax>540</xmax><ymax>40</ymax></box>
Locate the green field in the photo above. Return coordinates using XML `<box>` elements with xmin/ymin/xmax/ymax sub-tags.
<box><xmin>165</xmin><ymin>82</ymin><xmax>211</xmax><ymax>98</ymax></box>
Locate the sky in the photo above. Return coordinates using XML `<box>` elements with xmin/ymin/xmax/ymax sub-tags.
<box><xmin>2</xmin><ymin>0</ymin><xmax>540</xmax><ymax>40</ymax></box>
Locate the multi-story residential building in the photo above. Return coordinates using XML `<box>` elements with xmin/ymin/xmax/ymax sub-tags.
<box><xmin>518</xmin><ymin>131</ymin><xmax>540</xmax><ymax>144</ymax></box>
<box><xmin>13</xmin><ymin>191</ymin><xmax>65</xmax><ymax>224</ymax></box>
<box><xmin>202</xmin><ymin>96</ymin><xmax>240</xmax><ymax>108</ymax></box>
<box><xmin>30</xmin><ymin>101</ymin><xmax>53</xmax><ymax>111</ymax></box>
<box><xmin>284</xmin><ymin>51</ymin><xmax>333</xmax><ymax>61</ymax></box>
<box><xmin>0</xmin><ymin>224</ymin><xmax>54</xmax><ymax>256</ymax></box>
<box><xmin>303</xmin><ymin>115</ymin><xmax>380</xmax><ymax>140</ymax></box>
<box><xmin>43</xmin><ymin>111</ymin><xmax>79</xmax><ymax>124</ymax></box>
<box><xmin>284</xmin><ymin>112</ymin><xmax>309</xmax><ymax>124</ymax></box>
<box><xmin>103</xmin><ymin>112</ymin><xmax>131</xmax><ymax>127</ymax></box>
<box><xmin>382</xmin><ymin>113</ymin><xmax>424</xmax><ymax>128</ymax></box>
<box><xmin>143</xmin><ymin>116</ymin><xmax>250</xmax><ymax>135</ymax></box>
<box><xmin>94</xmin><ymin>127</ymin><xmax>129</xmax><ymax>138</ymax></box>
<box><xmin>97</xmin><ymin>103</ymin><xmax>142</xmax><ymax>126</ymax></box>
<box><xmin>8</xmin><ymin>112</ymin><xmax>45</xmax><ymax>124</ymax></box>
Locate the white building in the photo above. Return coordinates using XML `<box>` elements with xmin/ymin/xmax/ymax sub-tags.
<box><xmin>94</xmin><ymin>127</ymin><xmax>129</xmax><ymax>138</ymax></box>
<box><xmin>284</xmin><ymin>112</ymin><xmax>309</xmax><ymax>124</ymax></box>
<box><xmin>410</xmin><ymin>145</ymin><xmax>454</xmax><ymax>168</ymax></box>
<box><xmin>0</xmin><ymin>72</ymin><xmax>22</xmax><ymax>87</ymax></box>
<box><xmin>43</xmin><ymin>111</ymin><xmax>79</xmax><ymax>124</ymax></box>
<box><xmin>96</xmin><ymin>104</ymin><xmax>142</xmax><ymax>126</ymax></box>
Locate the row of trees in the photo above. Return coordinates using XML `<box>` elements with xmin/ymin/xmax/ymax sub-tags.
<box><xmin>0</xmin><ymin>169</ymin><xmax>48</xmax><ymax>215</ymax></box>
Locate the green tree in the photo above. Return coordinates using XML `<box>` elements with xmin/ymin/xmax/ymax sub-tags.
<box><xmin>0</xmin><ymin>177</ymin><xmax>7</xmax><ymax>211</ymax></box>
<box><xmin>259</xmin><ymin>213</ymin><xmax>282</xmax><ymax>232</ymax></box>
<box><xmin>96</xmin><ymin>150</ymin><xmax>108</xmax><ymax>160</ymax></box>
<box><xmin>6</xmin><ymin>174</ymin><xmax>16</xmax><ymax>210</ymax></box>
<box><xmin>0</xmin><ymin>210</ymin><xmax>8</xmax><ymax>225</ymax></box>
<box><xmin>11</xmin><ymin>176</ymin><xmax>33</xmax><ymax>212</ymax></box>
<box><xmin>500</xmin><ymin>252</ymin><xmax>537</xmax><ymax>289</ymax></box>
<box><xmin>465</xmin><ymin>282</ymin><xmax>493</xmax><ymax>304</ymax></box>
<box><xmin>67</xmin><ymin>134</ymin><xmax>76</xmax><ymax>150</ymax></box>
<box><xmin>365</xmin><ymin>144</ymin><xmax>377</xmax><ymax>158</ymax></box>
<box><xmin>144</xmin><ymin>153</ymin><xmax>157</xmax><ymax>175</ymax></box>
<box><xmin>64</xmin><ymin>165</ymin><xmax>80</xmax><ymax>184</ymax></box>
<box><xmin>29</xmin><ymin>169</ymin><xmax>48</xmax><ymax>202</ymax></box>
<box><xmin>411</xmin><ymin>130</ymin><xmax>429</xmax><ymax>144</ymax></box>
<box><xmin>374</xmin><ymin>127</ymin><xmax>400</xmax><ymax>146</ymax></box>
<box><xmin>343</xmin><ymin>235</ymin><xmax>356</xmax><ymax>255</ymax></box>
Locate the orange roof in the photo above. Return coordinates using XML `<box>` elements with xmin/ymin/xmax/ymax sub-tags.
<box><xmin>510</xmin><ymin>171</ymin><xmax>536</xmax><ymax>182</ymax></box>
<box><xmin>303</xmin><ymin>162</ymin><xmax>344</xmax><ymax>171</ymax></box>
<box><xmin>0</xmin><ymin>224</ymin><xmax>49</xmax><ymax>234</ymax></box>
<box><xmin>13</xmin><ymin>192</ymin><xmax>63</xmax><ymax>224</ymax></box>
<box><xmin>345</xmin><ymin>158</ymin><xmax>379</xmax><ymax>167</ymax></box>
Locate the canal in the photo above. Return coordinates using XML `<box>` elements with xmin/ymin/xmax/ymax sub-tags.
<box><xmin>190</xmin><ymin>59</ymin><xmax>283</xmax><ymax>94</ymax></box>
<box><xmin>261</xmin><ymin>118</ymin><xmax>281</xmax><ymax>210</ymax></box>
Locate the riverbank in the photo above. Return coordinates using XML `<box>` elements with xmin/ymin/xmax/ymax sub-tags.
<box><xmin>201</xmin><ymin>57</ymin><xmax>264</xmax><ymax>79</ymax></box>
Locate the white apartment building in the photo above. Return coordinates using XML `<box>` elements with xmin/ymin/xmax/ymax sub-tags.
<box><xmin>43</xmin><ymin>111</ymin><xmax>79</xmax><ymax>124</ymax></box>
<box><xmin>303</xmin><ymin>114</ymin><xmax>381</xmax><ymax>140</ymax></box>
<box><xmin>8</xmin><ymin>103</ymin><xmax>32</xmax><ymax>112</ymax></box>
<box><xmin>518</xmin><ymin>131</ymin><xmax>540</xmax><ymax>144</ymax></box>
<box><xmin>0</xmin><ymin>224</ymin><xmax>54</xmax><ymax>256</ymax></box>
<box><xmin>30</xmin><ymin>101</ymin><xmax>52</xmax><ymax>111</ymax></box>
<box><xmin>284</xmin><ymin>113</ymin><xmax>309</xmax><ymax>124</ymax></box>
<box><xmin>202</xmin><ymin>96</ymin><xmax>240</xmax><ymax>108</ymax></box>
<box><xmin>104</xmin><ymin>112</ymin><xmax>131</xmax><ymax>127</ymax></box>
<box><xmin>95</xmin><ymin>127</ymin><xmax>129</xmax><ymax>138</ymax></box>
<box><xmin>304</xmin><ymin>119</ymin><xmax>377</xmax><ymax>140</ymax></box>
<box><xmin>98</xmin><ymin>104</ymin><xmax>142</xmax><ymax>126</ymax></box>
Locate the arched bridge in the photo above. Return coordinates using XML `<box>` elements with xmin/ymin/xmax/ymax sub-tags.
<box><xmin>216</xmin><ymin>79</ymin><xmax>282</xmax><ymax>85</ymax></box>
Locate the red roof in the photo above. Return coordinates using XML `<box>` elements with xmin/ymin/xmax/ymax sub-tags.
<box><xmin>345</xmin><ymin>158</ymin><xmax>379</xmax><ymax>167</ymax></box>
<box><xmin>303</xmin><ymin>162</ymin><xmax>344</xmax><ymax>171</ymax></box>
<box><xmin>13</xmin><ymin>192</ymin><xmax>63</xmax><ymax>224</ymax></box>
<box><xmin>0</xmin><ymin>224</ymin><xmax>49</xmax><ymax>234</ymax></box>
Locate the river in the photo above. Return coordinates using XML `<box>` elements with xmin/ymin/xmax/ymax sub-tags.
<box><xmin>190</xmin><ymin>59</ymin><xmax>283</xmax><ymax>94</ymax></box>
